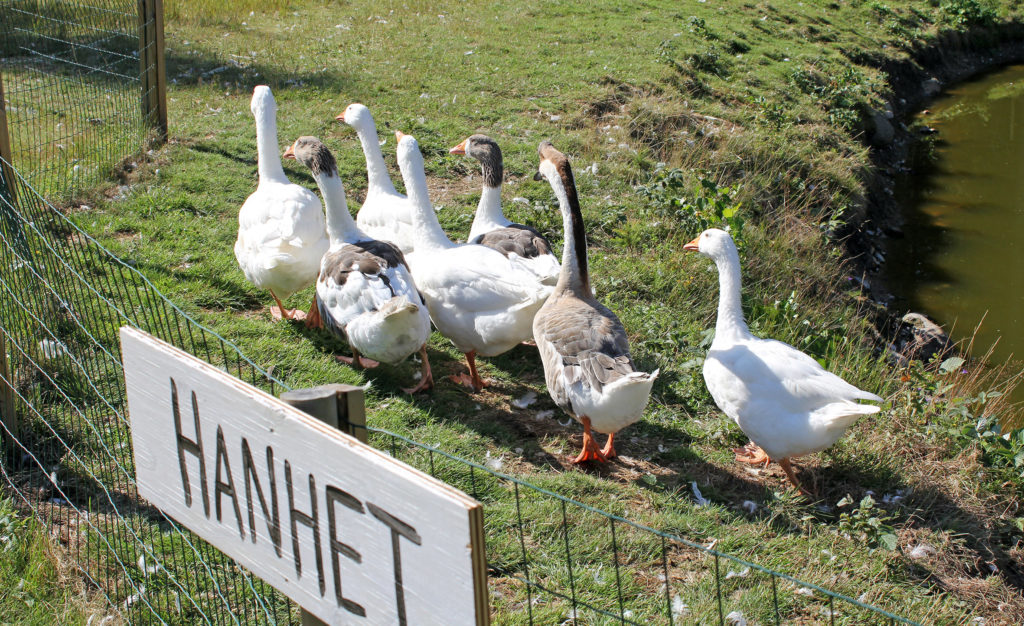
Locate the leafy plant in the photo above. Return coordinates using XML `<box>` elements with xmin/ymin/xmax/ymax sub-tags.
<box><xmin>0</xmin><ymin>498</ymin><xmax>26</xmax><ymax>554</ymax></box>
<box><xmin>687</xmin><ymin>15</ymin><xmax>717</xmax><ymax>40</ymax></box>
<box><xmin>940</xmin><ymin>0</ymin><xmax>997</xmax><ymax>27</ymax></box>
<box><xmin>791</xmin><ymin>65</ymin><xmax>874</xmax><ymax>132</ymax></box>
<box><xmin>836</xmin><ymin>494</ymin><xmax>898</xmax><ymax>551</ymax></box>
<box><xmin>637</xmin><ymin>169</ymin><xmax>745</xmax><ymax>246</ymax></box>
<box><xmin>753</xmin><ymin>95</ymin><xmax>788</xmax><ymax>129</ymax></box>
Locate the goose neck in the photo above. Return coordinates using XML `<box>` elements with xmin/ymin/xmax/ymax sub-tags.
<box><xmin>314</xmin><ymin>171</ymin><xmax>361</xmax><ymax>245</ymax></box>
<box><xmin>400</xmin><ymin>152</ymin><xmax>454</xmax><ymax>250</ymax></box>
<box><xmin>713</xmin><ymin>249</ymin><xmax>750</xmax><ymax>341</ymax></box>
<box><xmin>255</xmin><ymin>109</ymin><xmax>287</xmax><ymax>183</ymax></box>
<box><xmin>356</xmin><ymin>125</ymin><xmax>398</xmax><ymax>194</ymax></box>
<box><xmin>469</xmin><ymin>185</ymin><xmax>509</xmax><ymax>240</ymax></box>
<box><xmin>549</xmin><ymin>173</ymin><xmax>590</xmax><ymax>295</ymax></box>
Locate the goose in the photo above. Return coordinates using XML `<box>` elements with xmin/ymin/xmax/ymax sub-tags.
<box><xmin>395</xmin><ymin>130</ymin><xmax>553</xmax><ymax>391</ymax></box>
<box><xmin>283</xmin><ymin>136</ymin><xmax>433</xmax><ymax>393</ymax></box>
<box><xmin>234</xmin><ymin>86</ymin><xmax>329</xmax><ymax>321</ymax></box>
<box><xmin>532</xmin><ymin>141</ymin><xmax>658</xmax><ymax>463</ymax></box>
<box><xmin>336</xmin><ymin>103</ymin><xmax>417</xmax><ymax>254</ymax></box>
<box><xmin>684</xmin><ymin>228</ymin><xmax>882</xmax><ymax>494</ymax></box>
<box><xmin>449</xmin><ymin>134</ymin><xmax>560</xmax><ymax>285</ymax></box>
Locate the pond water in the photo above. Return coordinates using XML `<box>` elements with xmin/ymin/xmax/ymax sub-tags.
<box><xmin>884</xmin><ymin>64</ymin><xmax>1024</xmax><ymax>403</ymax></box>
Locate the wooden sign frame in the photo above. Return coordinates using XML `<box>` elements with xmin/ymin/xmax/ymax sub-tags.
<box><xmin>120</xmin><ymin>327</ymin><xmax>489</xmax><ymax>624</ymax></box>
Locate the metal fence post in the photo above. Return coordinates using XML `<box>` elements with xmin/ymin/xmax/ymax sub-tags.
<box><xmin>281</xmin><ymin>383</ymin><xmax>368</xmax><ymax>625</ymax></box>
<box><xmin>138</xmin><ymin>0</ymin><xmax>168</xmax><ymax>143</ymax></box>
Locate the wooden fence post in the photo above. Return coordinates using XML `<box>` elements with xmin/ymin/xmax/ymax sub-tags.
<box><xmin>281</xmin><ymin>384</ymin><xmax>368</xmax><ymax>625</ymax></box>
<box><xmin>0</xmin><ymin>70</ymin><xmax>16</xmax><ymax>201</ymax></box>
<box><xmin>0</xmin><ymin>71</ymin><xmax>18</xmax><ymax>447</ymax></box>
<box><xmin>0</xmin><ymin>333</ymin><xmax>16</xmax><ymax>448</ymax></box>
<box><xmin>138</xmin><ymin>0</ymin><xmax>168</xmax><ymax>144</ymax></box>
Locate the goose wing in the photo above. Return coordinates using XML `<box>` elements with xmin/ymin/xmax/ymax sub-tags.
<box><xmin>318</xmin><ymin>240</ymin><xmax>417</xmax><ymax>328</ymax></box>
<box><xmin>710</xmin><ymin>337</ymin><xmax>880</xmax><ymax>416</ymax></box>
<box><xmin>470</xmin><ymin>224</ymin><xmax>553</xmax><ymax>260</ymax></box>
<box><xmin>535</xmin><ymin>297</ymin><xmax>636</xmax><ymax>392</ymax></box>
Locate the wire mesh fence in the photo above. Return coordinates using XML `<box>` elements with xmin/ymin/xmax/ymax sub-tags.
<box><xmin>0</xmin><ymin>1</ymin><xmax>924</xmax><ymax>624</ymax></box>
<box><xmin>0</xmin><ymin>155</ymin><xmax>920</xmax><ymax>624</ymax></box>
<box><xmin>0</xmin><ymin>0</ymin><xmax>164</xmax><ymax>201</ymax></box>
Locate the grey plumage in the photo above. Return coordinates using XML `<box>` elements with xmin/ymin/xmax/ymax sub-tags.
<box><xmin>464</xmin><ymin>134</ymin><xmax>503</xmax><ymax>188</ymax></box>
<box><xmin>533</xmin><ymin>141</ymin><xmax>641</xmax><ymax>414</ymax></box>
<box><xmin>535</xmin><ymin>297</ymin><xmax>637</xmax><ymax>415</ymax></box>
<box><xmin>470</xmin><ymin>224</ymin><xmax>553</xmax><ymax>259</ymax></box>
<box><xmin>291</xmin><ymin>136</ymin><xmax>338</xmax><ymax>178</ymax></box>
<box><xmin>464</xmin><ymin>134</ymin><xmax>556</xmax><ymax>262</ymax></box>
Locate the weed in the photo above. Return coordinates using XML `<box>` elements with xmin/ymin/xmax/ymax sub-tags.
<box><xmin>940</xmin><ymin>0</ymin><xmax>998</xmax><ymax>27</ymax></box>
<box><xmin>752</xmin><ymin>95</ymin><xmax>788</xmax><ymax>130</ymax></box>
<box><xmin>791</xmin><ymin>65</ymin><xmax>875</xmax><ymax>132</ymax></box>
<box><xmin>836</xmin><ymin>493</ymin><xmax>898</xmax><ymax>551</ymax></box>
<box><xmin>637</xmin><ymin>168</ymin><xmax>745</xmax><ymax>244</ymax></box>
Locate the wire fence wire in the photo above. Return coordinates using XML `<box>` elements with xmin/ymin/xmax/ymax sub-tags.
<box><xmin>0</xmin><ymin>0</ymin><xmax>155</xmax><ymax>200</ymax></box>
<box><xmin>0</xmin><ymin>154</ymin><xmax>921</xmax><ymax>625</ymax></box>
<box><xmin>0</xmin><ymin>2</ymin><xmax>922</xmax><ymax>624</ymax></box>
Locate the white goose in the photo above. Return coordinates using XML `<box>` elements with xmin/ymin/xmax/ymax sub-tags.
<box><xmin>395</xmin><ymin>131</ymin><xmax>553</xmax><ymax>391</ymax></box>
<box><xmin>283</xmin><ymin>136</ymin><xmax>433</xmax><ymax>393</ymax></box>
<box><xmin>532</xmin><ymin>141</ymin><xmax>658</xmax><ymax>463</ymax></box>
<box><xmin>685</xmin><ymin>228</ymin><xmax>882</xmax><ymax>493</ymax></box>
<box><xmin>235</xmin><ymin>86</ymin><xmax>328</xmax><ymax>320</ymax></box>
<box><xmin>449</xmin><ymin>134</ymin><xmax>560</xmax><ymax>285</ymax></box>
<box><xmin>336</xmin><ymin>103</ymin><xmax>417</xmax><ymax>254</ymax></box>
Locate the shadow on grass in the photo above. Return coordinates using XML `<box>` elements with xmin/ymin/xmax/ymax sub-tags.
<box><xmin>824</xmin><ymin>452</ymin><xmax>1024</xmax><ymax>593</ymax></box>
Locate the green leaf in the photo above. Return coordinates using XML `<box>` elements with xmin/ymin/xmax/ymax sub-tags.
<box><xmin>939</xmin><ymin>356</ymin><xmax>966</xmax><ymax>374</ymax></box>
<box><xmin>878</xmin><ymin>533</ymin><xmax>898</xmax><ymax>551</ymax></box>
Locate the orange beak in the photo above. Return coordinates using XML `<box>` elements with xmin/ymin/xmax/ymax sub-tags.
<box><xmin>282</xmin><ymin>143</ymin><xmax>296</xmax><ymax>159</ymax></box>
<box><xmin>683</xmin><ymin>236</ymin><xmax>701</xmax><ymax>252</ymax></box>
<box><xmin>449</xmin><ymin>139</ymin><xmax>467</xmax><ymax>155</ymax></box>
<box><xmin>334</xmin><ymin>112</ymin><xmax>345</xmax><ymax>121</ymax></box>
<box><xmin>394</xmin><ymin>130</ymin><xmax>406</xmax><ymax>142</ymax></box>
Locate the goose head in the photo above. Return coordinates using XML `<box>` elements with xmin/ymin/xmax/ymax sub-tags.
<box><xmin>532</xmin><ymin>141</ymin><xmax>577</xmax><ymax>206</ymax></box>
<box><xmin>282</xmin><ymin>136</ymin><xmax>337</xmax><ymax>178</ymax></box>
<box><xmin>336</xmin><ymin>103</ymin><xmax>374</xmax><ymax>132</ymax></box>
<box><xmin>684</xmin><ymin>228</ymin><xmax>735</xmax><ymax>259</ymax></box>
<box><xmin>394</xmin><ymin>130</ymin><xmax>421</xmax><ymax>169</ymax></box>
<box><xmin>250</xmin><ymin>85</ymin><xmax>276</xmax><ymax>120</ymax></box>
<box><xmin>450</xmin><ymin>134</ymin><xmax>503</xmax><ymax>188</ymax></box>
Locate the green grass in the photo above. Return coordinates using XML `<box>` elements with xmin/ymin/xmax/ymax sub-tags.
<box><xmin>4</xmin><ymin>0</ymin><xmax>1024</xmax><ymax>623</ymax></box>
<box><xmin>0</xmin><ymin>497</ymin><xmax>112</xmax><ymax>625</ymax></box>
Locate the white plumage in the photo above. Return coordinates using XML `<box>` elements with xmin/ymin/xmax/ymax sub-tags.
<box><xmin>284</xmin><ymin>136</ymin><xmax>432</xmax><ymax>392</ymax></box>
<box><xmin>686</xmin><ymin>228</ymin><xmax>881</xmax><ymax>492</ymax></box>
<box><xmin>235</xmin><ymin>86</ymin><xmax>328</xmax><ymax>320</ymax></box>
<box><xmin>337</xmin><ymin>103</ymin><xmax>418</xmax><ymax>254</ymax></box>
<box><xmin>395</xmin><ymin>131</ymin><xmax>553</xmax><ymax>391</ymax></box>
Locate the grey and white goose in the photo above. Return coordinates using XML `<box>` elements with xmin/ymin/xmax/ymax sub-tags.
<box><xmin>450</xmin><ymin>134</ymin><xmax>560</xmax><ymax>285</ymax></box>
<box><xmin>283</xmin><ymin>136</ymin><xmax>433</xmax><ymax>393</ymax></box>
<box><xmin>532</xmin><ymin>141</ymin><xmax>658</xmax><ymax>463</ymax></box>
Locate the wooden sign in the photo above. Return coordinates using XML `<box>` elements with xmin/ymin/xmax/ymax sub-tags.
<box><xmin>120</xmin><ymin>327</ymin><xmax>488</xmax><ymax>625</ymax></box>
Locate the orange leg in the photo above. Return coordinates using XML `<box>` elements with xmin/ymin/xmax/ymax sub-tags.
<box><xmin>304</xmin><ymin>295</ymin><xmax>322</xmax><ymax>329</ymax></box>
<box><xmin>600</xmin><ymin>432</ymin><xmax>617</xmax><ymax>460</ymax></box>
<box><xmin>336</xmin><ymin>349</ymin><xmax>380</xmax><ymax>369</ymax></box>
<box><xmin>733</xmin><ymin>441</ymin><xmax>770</xmax><ymax>467</ymax></box>
<box><xmin>450</xmin><ymin>350</ymin><xmax>489</xmax><ymax>392</ymax></box>
<box><xmin>268</xmin><ymin>290</ymin><xmax>306</xmax><ymax>321</ymax></box>
<box><xmin>402</xmin><ymin>345</ymin><xmax>434</xmax><ymax>394</ymax></box>
<box><xmin>572</xmin><ymin>417</ymin><xmax>608</xmax><ymax>464</ymax></box>
<box><xmin>780</xmin><ymin>458</ymin><xmax>814</xmax><ymax>498</ymax></box>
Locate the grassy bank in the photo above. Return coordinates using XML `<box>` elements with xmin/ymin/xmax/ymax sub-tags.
<box><xmin>13</xmin><ymin>0</ymin><xmax>1024</xmax><ymax>622</ymax></box>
